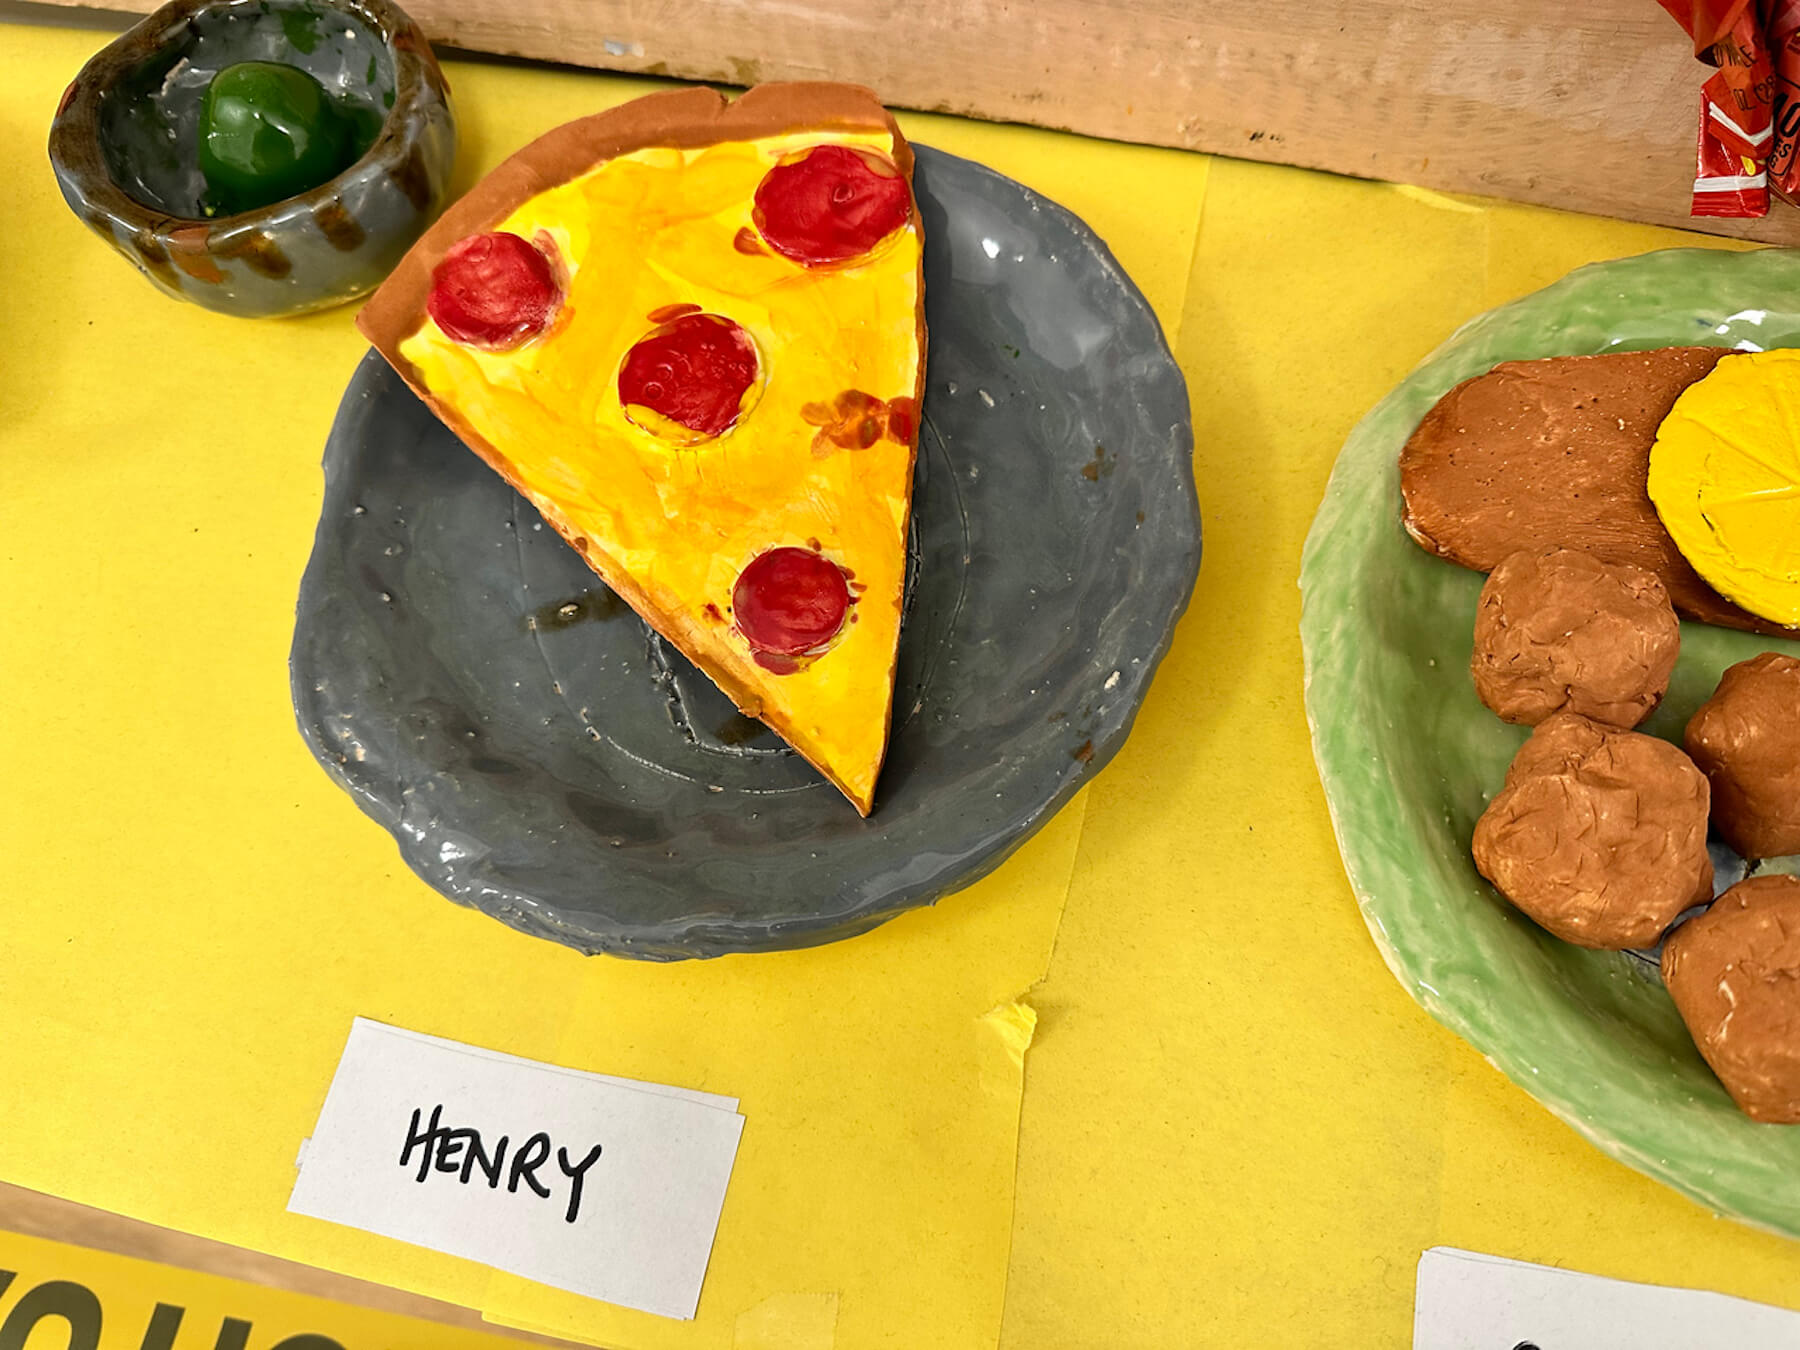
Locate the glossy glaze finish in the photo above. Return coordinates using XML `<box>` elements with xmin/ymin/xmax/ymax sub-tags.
<box><xmin>291</xmin><ymin>146</ymin><xmax>1201</xmax><ymax>959</ymax></box>
<box><xmin>394</xmin><ymin>120</ymin><xmax>923</xmax><ymax>813</ymax></box>
<box><xmin>1302</xmin><ymin>247</ymin><xmax>1800</xmax><ymax>1237</ymax></box>
<box><xmin>48</xmin><ymin>0</ymin><xmax>455</xmax><ymax>318</ymax></box>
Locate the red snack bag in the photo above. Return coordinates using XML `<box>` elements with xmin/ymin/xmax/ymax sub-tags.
<box><xmin>1691</xmin><ymin>91</ymin><xmax>1771</xmax><ymax>215</ymax></box>
<box><xmin>1659</xmin><ymin>0</ymin><xmax>1773</xmax><ymax>216</ymax></box>
<box><xmin>1765</xmin><ymin>0</ymin><xmax>1800</xmax><ymax>201</ymax></box>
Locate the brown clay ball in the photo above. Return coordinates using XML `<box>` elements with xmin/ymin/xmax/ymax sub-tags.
<box><xmin>1684</xmin><ymin>653</ymin><xmax>1800</xmax><ymax>862</ymax></box>
<box><xmin>1470</xmin><ymin>548</ymin><xmax>1680</xmax><ymax>728</ymax></box>
<box><xmin>1663</xmin><ymin>875</ymin><xmax>1800</xmax><ymax>1123</ymax></box>
<box><xmin>1472</xmin><ymin>712</ymin><xmax>1712</xmax><ymax>949</ymax></box>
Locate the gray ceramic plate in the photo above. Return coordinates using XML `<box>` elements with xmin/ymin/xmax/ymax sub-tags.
<box><xmin>292</xmin><ymin>145</ymin><xmax>1199</xmax><ymax>959</ymax></box>
<box><xmin>1301</xmin><ymin>247</ymin><xmax>1800</xmax><ymax>1236</ymax></box>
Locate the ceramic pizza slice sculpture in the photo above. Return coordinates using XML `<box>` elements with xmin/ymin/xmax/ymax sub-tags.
<box><xmin>358</xmin><ymin>83</ymin><xmax>925</xmax><ymax>815</ymax></box>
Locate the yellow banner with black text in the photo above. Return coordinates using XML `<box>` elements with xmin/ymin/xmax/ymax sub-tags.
<box><xmin>0</xmin><ymin>1229</ymin><xmax>533</xmax><ymax>1350</ymax></box>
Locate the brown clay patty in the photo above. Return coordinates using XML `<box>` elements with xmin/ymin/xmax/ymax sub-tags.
<box><xmin>1399</xmin><ymin>346</ymin><xmax>1792</xmax><ymax>636</ymax></box>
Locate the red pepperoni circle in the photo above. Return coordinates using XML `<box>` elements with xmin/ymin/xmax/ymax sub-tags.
<box><xmin>733</xmin><ymin>548</ymin><xmax>851</xmax><ymax>656</ymax></box>
<box><xmin>426</xmin><ymin>231</ymin><xmax>562</xmax><ymax>350</ymax></box>
<box><xmin>753</xmin><ymin>144</ymin><xmax>912</xmax><ymax>267</ymax></box>
<box><xmin>619</xmin><ymin>313</ymin><xmax>760</xmax><ymax>438</ymax></box>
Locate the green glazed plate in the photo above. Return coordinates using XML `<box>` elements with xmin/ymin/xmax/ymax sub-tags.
<box><xmin>1301</xmin><ymin>247</ymin><xmax>1800</xmax><ymax>1237</ymax></box>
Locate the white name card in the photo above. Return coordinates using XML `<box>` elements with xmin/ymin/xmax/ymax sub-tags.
<box><xmin>1414</xmin><ymin>1247</ymin><xmax>1800</xmax><ymax>1349</ymax></box>
<box><xmin>288</xmin><ymin>1018</ymin><xmax>744</xmax><ymax>1321</ymax></box>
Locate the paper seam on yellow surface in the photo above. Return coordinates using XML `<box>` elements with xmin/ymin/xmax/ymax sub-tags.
<box><xmin>1164</xmin><ymin>161</ymin><xmax>1214</xmax><ymax>358</ymax></box>
<box><xmin>471</xmin><ymin>788</ymin><xmax>1095</xmax><ymax>1349</ymax></box>
<box><xmin>978</xmin><ymin>786</ymin><xmax>1088</xmax><ymax>1350</ymax></box>
<box><xmin>983</xmin><ymin>150</ymin><xmax>1209</xmax><ymax>1335</ymax></box>
<box><xmin>730</xmin><ymin>1290</ymin><xmax>840</xmax><ymax>1350</ymax></box>
<box><xmin>1019</xmin><ymin>790</ymin><xmax>1091</xmax><ymax>1007</ymax></box>
<box><xmin>983</xmin><ymin>991</ymin><xmax>1047</xmax><ymax>1350</ymax></box>
<box><xmin>1392</xmin><ymin>182</ymin><xmax>1487</xmax><ymax>214</ymax></box>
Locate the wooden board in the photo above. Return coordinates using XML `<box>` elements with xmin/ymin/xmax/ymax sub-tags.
<box><xmin>30</xmin><ymin>0</ymin><xmax>1800</xmax><ymax>245</ymax></box>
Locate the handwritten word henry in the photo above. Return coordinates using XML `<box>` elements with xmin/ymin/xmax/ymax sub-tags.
<box><xmin>398</xmin><ymin>1104</ymin><xmax>603</xmax><ymax>1224</ymax></box>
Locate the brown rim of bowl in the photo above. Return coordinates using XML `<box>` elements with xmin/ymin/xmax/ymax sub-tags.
<box><xmin>48</xmin><ymin>0</ymin><xmax>449</xmax><ymax>235</ymax></box>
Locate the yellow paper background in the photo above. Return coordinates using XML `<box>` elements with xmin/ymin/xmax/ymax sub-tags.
<box><xmin>7</xmin><ymin>17</ymin><xmax>1800</xmax><ymax>1350</ymax></box>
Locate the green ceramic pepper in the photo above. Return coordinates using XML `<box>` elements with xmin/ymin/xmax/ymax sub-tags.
<box><xmin>198</xmin><ymin>61</ymin><xmax>354</xmax><ymax>214</ymax></box>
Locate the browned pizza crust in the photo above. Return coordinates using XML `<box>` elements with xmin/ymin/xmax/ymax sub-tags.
<box><xmin>355</xmin><ymin>83</ymin><xmax>927</xmax><ymax>815</ymax></box>
<box><xmin>359</xmin><ymin>83</ymin><xmax>915</xmax><ymax>354</ymax></box>
<box><xmin>1398</xmin><ymin>346</ymin><xmax>1796</xmax><ymax>637</ymax></box>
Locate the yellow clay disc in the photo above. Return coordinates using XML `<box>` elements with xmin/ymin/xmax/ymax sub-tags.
<box><xmin>1649</xmin><ymin>346</ymin><xmax>1800</xmax><ymax>627</ymax></box>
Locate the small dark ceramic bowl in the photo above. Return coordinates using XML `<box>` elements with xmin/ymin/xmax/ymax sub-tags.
<box><xmin>49</xmin><ymin>0</ymin><xmax>456</xmax><ymax>318</ymax></box>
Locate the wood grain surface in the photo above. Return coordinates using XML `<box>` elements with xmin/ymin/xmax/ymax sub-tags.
<box><xmin>27</xmin><ymin>0</ymin><xmax>1800</xmax><ymax>244</ymax></box>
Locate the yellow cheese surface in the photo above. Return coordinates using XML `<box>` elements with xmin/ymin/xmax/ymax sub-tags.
<box><xmin>399</xmin><ymin>129</ymin><xmax>922</xmax><ymax>810</ymax></box>
<box><xmin>1649</xmin><ymin>347</ymin><xmax>1800</xmax><ymax>627</ymax></box>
